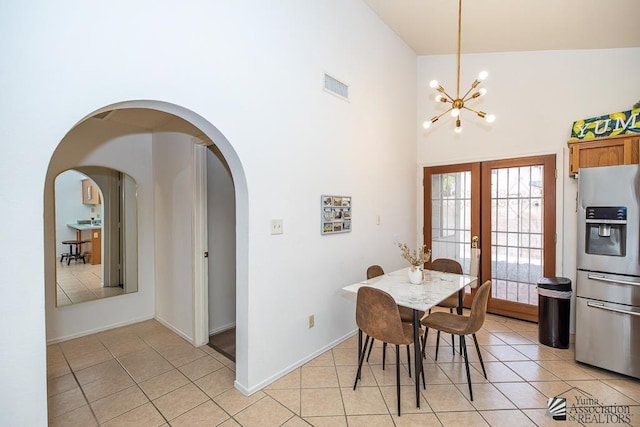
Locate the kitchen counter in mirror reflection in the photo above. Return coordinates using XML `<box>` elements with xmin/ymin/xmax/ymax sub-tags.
<box><xmin>67</xmin><ymin>223</ymin><xmax>102</xmax><ymax>265</ymax></box>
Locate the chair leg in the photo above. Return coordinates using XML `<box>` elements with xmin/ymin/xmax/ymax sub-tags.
<box><xmin>406</xmin><ymin>345</ymin><xmax>411</xmax><ymax>378</ymax></box>
<box><xmin>472</xmin><ymin>333</ymin><xmax>487</xmax><ymax>379</ymax></box>
<box><xmin>395</xmin><ymin>344</ymin><xmax>401</xmax><ymax>416</ymax></box>
<box><xmin>353</xmin><ymin>335</ymin><xmax>370</xmax><ymax>390</ymax></box>
<box><xmin>366</xmin><ymin>338</ymin><xmax>375</xmax><ymax>362</ymax></box>
<box><xmin>422</xmin><ymin>327</ymin><xmax>428</xmax><ymax>359</ymax></box>
<box><xmin>460</xmin><ymin>335</ymin><xmax>473</xmax><ymax>401</ymax></box>
<box><xmin>382</xmin><ymin>342</ymin><xmax>386</xmax><ymax>370</ymax></box>
<box><xmin>449</xmin><ymin>308</ymin><xmax>455</xmax><ymax>355</ymax></box>
<box><xmin>435</xmin><ymin>330</ymin><xmax>441</xmax><ymax>361</ymax></box>
<box><xmin>357</xmin><ymin>329</ymin><xmax>362</xmax><ymax>369</ymax></box>
<box><xmin>420</xmin><ymin>350</ymin><xmax>426</xmax><ymax>389</ymax></box>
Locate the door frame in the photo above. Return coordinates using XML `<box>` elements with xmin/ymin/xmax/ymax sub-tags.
<box><xmin>423</xmin><ymin>154</ymin><xmax>557</xmax><ymax>321</ymax></box>
<box><xmin>481</xmin><ymin>154</ymin><xmax>556</xmax><ymax>322</ymax></box>
<box><xmin>193</xmin><ymin>141</ymin><xmax>210</xmax><ymax>346</ymax></box>
<box><xmin>423</xmin><ymin>162</ymin><xmax>481</xmax><ymax>307</ymax></box>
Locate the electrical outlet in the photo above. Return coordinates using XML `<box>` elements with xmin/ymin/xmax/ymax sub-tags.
<box><xmin>270</xmin><ymin>219</ymin><xmax>283</xmax><ymax>235</ymax></box>
<box><xmin>308</xmin><ymin>314</ymin><xmax>315</xmax><ymax>328</ymax></box>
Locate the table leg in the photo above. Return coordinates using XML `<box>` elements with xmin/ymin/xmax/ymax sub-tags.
<box><xmin>457</xmin><ymin>289</ymin><xmax>464</xmax><ymax>315</ymax></box>
<box><xmin>413</xmin><ymin>309</ymin><xmax>421</xmax><ymax>408</ymax></box>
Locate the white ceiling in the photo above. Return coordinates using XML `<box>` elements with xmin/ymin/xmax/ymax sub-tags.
<box><xmin>362</xmin><ymin>0</ymin><xmax>640</xmax><ymax>55</ymax></box>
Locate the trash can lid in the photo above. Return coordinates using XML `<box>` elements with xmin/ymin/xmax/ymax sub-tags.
<box><xmin>537</xmin><ymin>277</ymin><xmax>572</xmax><ymax>292</ymax></box>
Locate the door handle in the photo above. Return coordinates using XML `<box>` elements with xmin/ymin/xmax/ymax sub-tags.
<box><xmin>587</xmin><ymin>301</ymin><xmax>640</xmax><ymax>317</ymax></box>
<box><xmin>587</xmin><ymin>273</ymin><xmax>640</xmax><ymax>287</ymax></box>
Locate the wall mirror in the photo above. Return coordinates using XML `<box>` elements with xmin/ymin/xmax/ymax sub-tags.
<box><xmin>54</xmin><ymin>166</ymin><xmax>138</xmax><ymax>306</ymax></box>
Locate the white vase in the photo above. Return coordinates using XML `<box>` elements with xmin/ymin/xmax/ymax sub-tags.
<box><xmin>408</xmin><ymin>267</ymin><xmax>423</xmax><ymax>284</ymax></box>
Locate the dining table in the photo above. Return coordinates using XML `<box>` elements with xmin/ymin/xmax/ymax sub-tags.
<box><xmin>342</xmin><ymin>267</ymin><xmax>478</xmax><ymax>408</ymax></box>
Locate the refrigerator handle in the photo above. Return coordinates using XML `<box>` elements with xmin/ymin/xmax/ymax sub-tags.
<box><xmin>587</xmin><ymin>273</ymin><xmax>640</xmax><ymax>287</ymax></box>
<box><xmin>587</xmin><ymin>301</ymin><xmax>640</xmax><ymax>317</ymax></box>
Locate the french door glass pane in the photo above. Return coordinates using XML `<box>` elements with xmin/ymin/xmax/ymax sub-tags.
<box><xmin>431</xmin><ymin>171</ymin><xmax>472</xmax><ymax>279</ymax></box>
<box><xmin>490</xmin><ymin>165</ymin><xmax>544</xmax><ymax>305</ymax></box>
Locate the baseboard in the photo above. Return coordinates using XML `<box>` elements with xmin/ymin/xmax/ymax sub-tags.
<box><xmin>209</xmin><ymin>322</ymin><xmax>236</xmax><ymax>336</ymax></box>
<box><xmin>234</xmin><ymin>329</ymin><xmax>358</xmax><ymax>396</ymax></box>
<box><xmin>155</xmin><ymin>316</ymin><xmax>193</xmax><ymax>343</ymax></box>
<box><xmin>46</xmin><ymin>314</ymin><xmax>154</xmax><ymax>345</ymax></box>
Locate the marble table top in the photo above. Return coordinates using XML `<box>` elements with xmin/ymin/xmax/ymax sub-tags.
<box><xmin>342</xmin><ymin>267</ymin><xmax>477</xmax><ymax>312</ymax></box>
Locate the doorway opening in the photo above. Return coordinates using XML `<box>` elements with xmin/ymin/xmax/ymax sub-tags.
<box><xmin>203</xmin><ymin>144</ymin><xmax>237</xmax><ymax>362</ymax></box>
<box><xmin>208</xmin><ymin>328</ymin><xmax>236</xmax><ymax>362</ymax></box>
<box><xmin>44</xmin><ymin>100</ymin><xmax>249</xmax><ymax>390</ymax></box>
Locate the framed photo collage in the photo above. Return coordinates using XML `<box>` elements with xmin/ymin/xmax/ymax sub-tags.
<box><xmin>321</xmin><ymin>195</ymin><xmax>351</xmax><ymax>235</ymax></box>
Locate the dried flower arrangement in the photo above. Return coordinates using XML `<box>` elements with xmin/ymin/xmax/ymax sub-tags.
<box><xmin>397</xmin><ymin>243</ymin><xmax>431</xmax><ymax>270</ymax></box>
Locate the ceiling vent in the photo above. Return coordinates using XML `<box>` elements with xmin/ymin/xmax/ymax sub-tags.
<box><xmin>92</xmin><ymin>110</ymin><xmax>114</xmax><ymax>120</ymax></box>
<box><xmin>324</xmin><ymin>73</ymin><xmax>349</xmax><ymax>101</ymax></box>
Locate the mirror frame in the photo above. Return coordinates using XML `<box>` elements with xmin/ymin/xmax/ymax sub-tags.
<box><xmin>53</xmin><ymin>166</ymin><xmax>138</xmax><ymax>306</ymax></box>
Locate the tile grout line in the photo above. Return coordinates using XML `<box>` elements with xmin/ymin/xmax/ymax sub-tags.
<box><xmin>96</xmin><ymin>333</ymin><xmax>170</xmax><ymax>426</ymax></box>
<box><xmin>53</xmin><ymin>344</ymin><xmax>101</xmax><ymax>426</ymax></box>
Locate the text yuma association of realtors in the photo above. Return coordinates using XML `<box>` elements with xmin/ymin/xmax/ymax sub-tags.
<box><xmin>567</xmin><ymin>395</ymin><xmax>631</xmax><ymax>424</ymax></box>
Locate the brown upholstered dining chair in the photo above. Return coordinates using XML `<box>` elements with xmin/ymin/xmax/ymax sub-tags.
<box><xmin>427</xmin><ymin>258</ymin><xmax>464</xmax><ymax>354</ymax></box>
<box><xmin>364</xmin><ymin>265</ymin><xmax>420</xmax><ymax>378</ymax></box>
<box><xmin>353</xmin><ymin>286</ymin><xmax>424</xmax><ymax>416</ymax></box>
<box><xmin>366</xmin><ymin>265</ymin><xmax>384</xmax><ymax>280</ymax></box>
<box><xmin>421</xmin><ymin>280</ymin><xmax>491</xmax><ymax>401</ymax></box>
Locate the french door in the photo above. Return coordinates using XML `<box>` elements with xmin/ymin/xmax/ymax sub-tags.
<box><xmin>424</xmin><ymin>155</ymin><xmax>556</xmax><ymax>321</ymax></box>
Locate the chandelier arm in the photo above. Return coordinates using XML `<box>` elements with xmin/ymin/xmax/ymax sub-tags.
<box><xmin>433</xmin><ymin>108</ymin><xmax>454</xmax><ymax>122</ymax></box>
<box><xmin>438</xmin><ymin>88</ymin><xmax>456</xmax><ymax>103</ymax></box>
<box><xmin>461</xmin><ymin>105</ymin><xmax>486</xmax><ymax>118</ymax></box>
<box><xmin>461</xmin><ymin>85</ymin><xmax>476</xmax><ymax>102</ymax></box>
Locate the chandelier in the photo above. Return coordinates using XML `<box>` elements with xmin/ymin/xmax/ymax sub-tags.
<box><xmin>423</xmin><ymin>0</ymin><xmax>495</xmax><ymax>133</ymax></box>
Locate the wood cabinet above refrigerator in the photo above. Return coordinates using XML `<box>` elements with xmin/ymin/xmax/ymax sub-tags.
<box><xmin>568</xmin><ymin>135</ymin><xmax>640</xmax><ymax>177</ymax></box>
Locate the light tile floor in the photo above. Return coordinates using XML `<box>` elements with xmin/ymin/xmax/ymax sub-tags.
<box><xmin>56</xmin><ymin>261</ymin><xmax>123</xmax><ymax>306</ymax></box>
<box><xmin>47</xmin><ymin>314</ymin><xmax>640</xmax><ymax>426</ymax></box>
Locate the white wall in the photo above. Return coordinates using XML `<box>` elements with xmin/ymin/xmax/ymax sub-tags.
<box><xmin>152</xmin><ymin>132</ymin><xmax>195</xmax><ymax>340</ymax></box>
<box><xmin>207</xmin><ymin>148</ymin><xmax>236</xmax><ymax>334</ymax></box>
<box><xmin>417</xmin><ymin>48</ymin><xmax>640</xmax><ymax>331</ymax></box>
<box><xmin>44</xmin><ymin>119</ymin><xmax>155</xmax><ymax>343</ymax></box>
<box><xmin>0</xmin><ymin>1</ymin><xmax>416</xmax><ymax>423</ymax></box>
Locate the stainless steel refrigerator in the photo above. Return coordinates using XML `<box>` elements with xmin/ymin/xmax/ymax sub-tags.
<box><xmin>576</xmin><ymin>164</ymin><xmax>640</xmax><ymax>379</ymax></box>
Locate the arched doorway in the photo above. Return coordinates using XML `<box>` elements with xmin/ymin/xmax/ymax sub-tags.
<box><xmin>43</xmin><ymin>100</ymin><xmax>249</xmax><ymax>390</ymax></box>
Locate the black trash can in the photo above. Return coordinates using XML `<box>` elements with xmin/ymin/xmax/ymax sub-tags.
<box><xmin>537</xmin><ymin>277</ymin><xmax>572</xmax><ymax>349</ymax></box>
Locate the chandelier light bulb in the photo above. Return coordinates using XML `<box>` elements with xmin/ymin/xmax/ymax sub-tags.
<box><xmin>455</xmin><ymin>119</ymin><xmax>462</xmax><ymax>133</ymax></box>
<box><xmin>451</xmin><ymin>108</ymin><xmax>460</xmax><ymax>117</ymax></box>
<box><xmin>435</xmin><ymin>94</ymin><xmax>443</xmax><ymax>102</ymax></box>
<box><xmin>429</xmin><ymin>79</ymin><xmax>439</xmax><ymax>88</ymax></box>
<box><xmin>485</xmin><ymin>114</ymin><xmax>496</xmax><ymax>123</ymax></box>
<box><xmin>478</xmin><ymin>70</ymin><xmax>488</xmax><ymax>81</ymax></box>
<box><xmin>423</xmin><ymin>120</ymin><xmax>431</xmax><ymax>129</ymax></box>
<box><xmin>478</xmin><ymin>88</ymin><xmax>487</xmax><ymax>96</ymax></box>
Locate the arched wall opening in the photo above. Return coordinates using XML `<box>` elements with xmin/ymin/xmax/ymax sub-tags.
<box><xmin>43</xmin><ymin>100</ymin><xmax>249</xmax><ymax>390</ymax></box>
